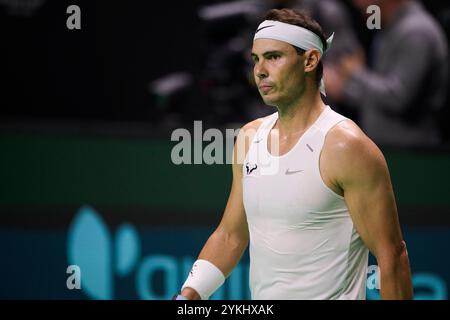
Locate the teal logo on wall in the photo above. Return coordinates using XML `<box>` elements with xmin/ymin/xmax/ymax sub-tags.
<box><xmin>67</xmin><ymin>206</ymin><xmax>141</xmax><ymax>299</ymax></box>
<box><xmin>67</xmin><ymin>206</ymin><xmax>448</xmax><ymax>300</ymax></box>
<box><xmin>67</xmin><ymin>205</ymin><xmax>249</xmax><ymax>300</ymax></box>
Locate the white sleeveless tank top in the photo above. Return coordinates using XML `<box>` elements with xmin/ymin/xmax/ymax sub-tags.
<box><xmin>242</xmin><ymin>106</ymin><xmax>369</xmax><ymax>300</ymax></box>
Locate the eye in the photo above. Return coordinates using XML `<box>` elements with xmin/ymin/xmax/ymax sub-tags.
<box><xmin>268</xmin><ymin>54</ymin><xmax>280</xmax><ymax>60</ymax></box>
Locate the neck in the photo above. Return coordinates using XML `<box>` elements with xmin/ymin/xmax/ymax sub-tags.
<box><xmin>275</xmin><ymin>84</ymin><xmax>326</xmax><ymax>137</ymax></box>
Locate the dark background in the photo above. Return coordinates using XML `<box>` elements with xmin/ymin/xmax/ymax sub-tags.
<box><xmin>0</xmin><ymin>0</ymin><xmax>449</xmax><ymax>300</ymax></box>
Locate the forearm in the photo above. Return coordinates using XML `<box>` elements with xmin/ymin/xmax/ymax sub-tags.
<box><xmin>181</xmin><ymin>228</ymin><xmax>248</xmax><ymax>299</ymax></box>
<box><xmin>198</xmin><ymin>228</ymin><xmax>249</xmax><ymax>277</ymax></box>
<box><xmin>379</xmin><ymin>247</ymin><xmax>414</xmax><ymax>299</ymax></box>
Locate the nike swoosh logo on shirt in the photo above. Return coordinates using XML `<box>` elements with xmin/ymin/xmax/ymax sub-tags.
<box><xmin>285</xmin><ymin>169</ymin><xmax>304</xmax><ymax>175</ymax></box>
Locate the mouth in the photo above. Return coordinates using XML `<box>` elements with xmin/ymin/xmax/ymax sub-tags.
<box><xmin>258</xmin><ymin>84</ymin><xmax>273</xmax><ymax>94</ymax></box>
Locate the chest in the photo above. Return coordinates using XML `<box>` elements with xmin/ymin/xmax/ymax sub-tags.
<box><xmin>243</xmin><ymin>137</ymin><xmax>342</xmax><ymax>226</ymax></box>
<box><xmin>267</xmin><ymin>129</ymin><xmax>307</xmax><ymax>157</ymax></box>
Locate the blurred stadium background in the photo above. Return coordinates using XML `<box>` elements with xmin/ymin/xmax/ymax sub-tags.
<box><xmin>0</xmin><ymin>0</ymin><xmax>449</xmax><ymax>299</ymax></box>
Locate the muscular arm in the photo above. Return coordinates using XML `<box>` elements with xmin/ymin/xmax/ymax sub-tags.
<box><xmin>323</xmin><ymin>121</ymin><xmax>413</xmax><ymax>299</ymax></box>
<box><xmin>181</xmin><ymin>119</ymin><xmax>263</xmax><ymax>299</ymax></box>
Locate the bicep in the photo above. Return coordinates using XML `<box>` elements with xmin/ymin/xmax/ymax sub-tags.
<box><xmin>215</xmin><ymin>119</ymin><xmax>264</xmax><ymax>241</ymax></box>
<box><xmin>341</xmin><ymin>142</ymin><xmax>404</xmax><ymax>259</ymax></box>
<box><xmin>215</xmin><ymin>139</ymin><xmax>249</xmax><ymax>241</ymax></box>
<box><xmin>217</xmin><ymin>171</ymin><xmax>248</xmax><ymax>240</ymax></box>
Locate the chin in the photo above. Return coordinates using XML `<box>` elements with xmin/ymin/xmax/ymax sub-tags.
<box><xmin>260</xmin><ymin>94</ymin><xmax>278</xmax><ymax>107</ymax></box>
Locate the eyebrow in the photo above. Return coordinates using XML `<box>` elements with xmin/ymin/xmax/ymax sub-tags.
<box><xmin>251</xmin><ymin>50</ymin><xmax>283</xmax><ymax>59</ymax></box>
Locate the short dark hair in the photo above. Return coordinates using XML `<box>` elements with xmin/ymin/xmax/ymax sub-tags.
<box><xmin>262</xmin><ymin>8</ymin><xmax>327</xmax><ymax>85</ymax></box>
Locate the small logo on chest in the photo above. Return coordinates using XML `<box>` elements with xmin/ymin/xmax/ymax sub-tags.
<box><xmin>246</xmin><ymin>162</ymin><xmax>258</xmax><ymax>175</ymax></box>
<box><xmin>285</xmin><ymin>169</ymin><xmax>304</xmax><ymax>175</ymax></box>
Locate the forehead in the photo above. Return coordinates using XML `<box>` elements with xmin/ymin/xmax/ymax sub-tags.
<box><xmin>251</xmin><ymin>38</ymin><xmax>296</xmax><ymax>55</ymax></box>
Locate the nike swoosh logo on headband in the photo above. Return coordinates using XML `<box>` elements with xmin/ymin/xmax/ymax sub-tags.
<box><xmin>256</xmin><ymin>25</ymin><xmax>275</xmax><ymax>33</ymax></box>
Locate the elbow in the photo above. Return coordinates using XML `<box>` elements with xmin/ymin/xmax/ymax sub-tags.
<box><xmin>376</xmin><ymin>240</ymin><xmax>409</xmax><ymax>271</ymax></box>
<box><xmin>213</xmin><ymin>226</ymin><xmax>249</xmax><ymax>252</ymax></box>
<box><xmin>376</xmin><ymin>241</ymin><xmax>414</xmax><ymax>299</ymax></box>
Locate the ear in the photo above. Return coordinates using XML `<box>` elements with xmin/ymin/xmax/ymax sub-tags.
<box><xmin>304</xmin><ymin>49</ymin><xmax>321</xmax><ymax>73</ymax></box>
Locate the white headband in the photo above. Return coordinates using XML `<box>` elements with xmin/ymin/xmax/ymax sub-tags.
<box><xmin>253</xmin><ymin>20</ymin><xmax>334</xmax><ymax>96</ymax></box>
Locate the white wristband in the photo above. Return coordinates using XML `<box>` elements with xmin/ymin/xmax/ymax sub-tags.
<box><xmin>181</xmin><ymin>259</ymin><xmax>225</xmax><ymax>300</ymax></box>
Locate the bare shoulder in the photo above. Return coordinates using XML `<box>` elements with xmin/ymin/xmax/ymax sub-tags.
<box><xmin>234</xmin><ymin>114</ymin><xmax>273</xmax><ymax>166</ymax></box>
<box><xmin>322</xmin><ymin>119</ymin><xmax>389</xmax><ymax>185</ymax></box>
<box><xmin>326</xmin><ymin>119</ymin><xmax>375</xmax><ymax>151</ymax></box>
<box><xmin>240</xmin><ymin>115</ymin><xmax>271</xmax><ymax>133</ymax></box>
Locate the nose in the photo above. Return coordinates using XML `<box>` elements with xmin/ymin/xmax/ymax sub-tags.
<box><xmin>254</xmin><ymin>61</ymin><xmax>268</xmax><ymax>80</ymax></box>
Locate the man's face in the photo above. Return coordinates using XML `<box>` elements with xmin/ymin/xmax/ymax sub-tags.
<box><xmin>251</xmin><ymin>39</ymin><xmax>306</xmax><ymax>107</ymax></box>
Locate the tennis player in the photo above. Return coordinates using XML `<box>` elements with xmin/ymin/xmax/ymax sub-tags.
<box><xmin>174</xmin><ymin>8</ymin><xmax>413</xmax><ymax>300</ymax></box>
